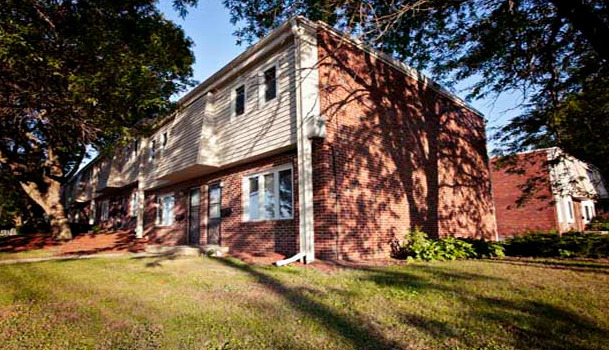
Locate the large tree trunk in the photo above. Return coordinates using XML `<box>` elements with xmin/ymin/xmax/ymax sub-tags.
<box><xmin>19</xmin><ymin>176</ymin><xmax>72</xmax><ymax>241</ymax></box>
<box><xmin>550</xmin><ymin>0</ymin><xmax>609</xmax><ymax>63</ymax></box>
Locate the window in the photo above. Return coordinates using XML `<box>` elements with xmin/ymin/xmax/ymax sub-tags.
<box><xmin>150</xmin><ymin>140</ymin><xmax>156</xmax><ymax>161</ymax></box>
<box><xmin>582</xmin><ymin>201</ymin><xmax>595</xmax><ymax>223</ymax></box>
<box><xmin>566</xmin><ymin>198</ymin><xmax>574</xmax><ymax>223</ymax></box>
<box><xmin>101</xmin><ymin>200</ymin><xmax>109</xmax><ymax>221</ymax></box>
<box><xmin>243</xmin><ymin>165</ymin><xmax>293</xmax><ymax>221</ymax></box>
<box><xmin>156</xmin><ymin>194</ymin><xmax>175</xmax><ymax>226</ymax></box>
<box><xmin>162</xmin><ymin>132</ymin><xmax>168</xmax><ymax>150</ymax></box>
<box><xmin>263</xmin><ymin>65</ymin><xmax>277</xmax><ymax>102</ymax></box>
<box><xmin>130</xmin><ymin>191</ymin><xmax>139</xmax><ymax>217</ymax></box>
<box><xmin>234</xmin><ymin>84</ymin><xmax>246</xmax><ymax>116</ymax></box>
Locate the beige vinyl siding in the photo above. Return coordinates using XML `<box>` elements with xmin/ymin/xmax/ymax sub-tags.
<box><xmin>82</xmin><ymin>37</ymin><xmax>298</xmax><ymax>193</ymax></box>
<box><xmin>95</xmin><ymin>159</ymin><xmax>111</xmax><ymax>192</ymax></box>
<box><xmin>106</xmin><ymin>146</ymin><xmax>140</xmax><ymax>188</ymax></box>
<box><xmin>143</xmin><ymin>96</ymin><xmax>209</xmax><ymax>181</ymax></box>
<box><xmin>214</xmin><ymin>44</ymin><xmax>297</xmax><ymax>165</ymax></box>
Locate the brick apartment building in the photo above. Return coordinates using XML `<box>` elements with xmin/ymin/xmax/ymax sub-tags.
<box><xmin>62</xmin><ymin>17</ymin><xmax>497</xmax><ymax>262</ymax></box>
<box><xmin>491</xmin><ymin>148</ymin><xmax>608</xmax><ymax>238</ymax></box>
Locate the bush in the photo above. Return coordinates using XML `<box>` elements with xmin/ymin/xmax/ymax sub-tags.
<box><xmin>460</xmin><ymin>238</ymin><xmax>506</xmax><ymax>258</ymax></box>
<box><xmin>587</xmin><ymin>213</ymin><xmax>609</xmax><ymax>231</ymax></box>
<box><xmin>503</xmin><ymin>231</ymin><xmax>609</xmax><ymax>258</ymax></box>
<box><xmin>391</xmin><ymin>228</ymin><xmax>502</xmax><ymax>261</ymax></box>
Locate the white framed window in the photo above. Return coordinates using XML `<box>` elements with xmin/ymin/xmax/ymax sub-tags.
<box><xmin>133</xmin><ymin>139</ymin><xmax>139</xmax><ymax>158</ymax></box>
<box><xmin>233</xmin><ymin>84</ymin><xmax>246</xmax><ymax>117</ymax></box>
<box><xmin>161</xmin><ymin>132</ymin><xmax>168</xmax><ymax>153</ymax></box>
<box><xmin>565</xmin><ymin>197</ymin><xmax>575</xmax><ymax>223</ymax></box>
<box><xmin>101</xmin><ymin>200</ymin><xmax>109</xmax><ymax>221</ymax></box>
<box><xmin>156</xmin><ymin>193</ymin><xmax>175</xmax><ymax>226</ymax></box>
<box><xmin>149</xmin><ymin>139</ymin><xmax>156</xmax><ymax>161</ymax></box>
<box><xmin>259</xmin><ymin>61</ymin><xmax>279</xmax><ymax>105</ymax></box>
<box><xmin>243</xmin><ymin>164</ymin><xmax>293</xmax><ymax>221</ymax></box>
<box><xmin>130</xmin><ymin>191</ymin><xmax>139</xmax><ymax>217</ymax></box>
<box><xmin>581</xmin><ymin>201</ymin><xmax>595</xmax><ymax>224</ymax></box>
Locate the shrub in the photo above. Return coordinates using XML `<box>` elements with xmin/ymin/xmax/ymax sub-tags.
<box><xmin>503</xmin><ymin>231</ymin><xmax>609</xmax><ymax>258</ymax></box>
<box><xmin>460</xmin><ymin>238</ymin><xmax>506</xmax><ymax>258</ymax></box>
<box><xmin>587</xmin><ymin>213</ymin><xmax>609</xmax><ymax>231</ymax></box>
<box><xmin>391</xmin><ymin>228</ymin><xmax>491</xmax><ymax>261</ymax></box>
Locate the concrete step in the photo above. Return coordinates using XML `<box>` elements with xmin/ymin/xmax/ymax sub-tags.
<box><xmin>144</xmin><ymin>244</ymin><xmax>229</xmax><ymax>257</ymax></box>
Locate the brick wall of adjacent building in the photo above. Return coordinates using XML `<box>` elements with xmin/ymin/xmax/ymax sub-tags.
<box><xmin>490</xmin><ymin>150</ymin><xmax>558</xmax><ymax>238</ymax></box>
<box><xmin>142</xmin><ymin>149</ymin><xmax>299</xmax><ymax>256</ymax></box>
<box><xmin>313</xmin><ymin>29</ymin><xmax>497</xmax><ymax>260</ymax></box>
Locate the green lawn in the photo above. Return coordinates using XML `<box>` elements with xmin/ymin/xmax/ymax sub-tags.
<box><xmin>0</xmin><ymin>256</ymin><xmax>608</xmax><ymax>350</ymax></box>
<box><xmin>0</xmin><ymin>249</ymin><xmax>58</xmax><ymax>261</ymax></box>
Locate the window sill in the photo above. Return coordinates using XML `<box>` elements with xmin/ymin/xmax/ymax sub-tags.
<box><xmin>243</xmin><ymin>217</ymin><xmax>293</xmax><ymax>223</ymax></box>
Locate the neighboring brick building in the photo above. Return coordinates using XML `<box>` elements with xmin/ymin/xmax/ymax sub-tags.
<box><xmin>491</xmin><ymin>148</ymin><xmax>608</xmax><ymax>238</ymax></box>
<box><xmin>62</xmin><ymin>17</ymin><xmax>497</xmax><ymax>262</ymax></box>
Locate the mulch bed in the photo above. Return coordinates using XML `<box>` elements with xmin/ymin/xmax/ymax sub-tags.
<box><xmin>0</xmin><ymin>231</ymin><xmax>146</xmax><ymax>256</ymax></box>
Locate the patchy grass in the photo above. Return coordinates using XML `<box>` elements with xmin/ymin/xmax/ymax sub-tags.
<box><xmin>0</xmin><ymin>257</ymin><xmax>608</xmax><ymax>350</ymax></box>
<box><xmin>0</xmin><ymin>248</ymin><xmax>58</xmax><ymax>261</ymax></box>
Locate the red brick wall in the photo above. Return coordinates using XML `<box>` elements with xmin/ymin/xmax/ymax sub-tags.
<box><xmin>94</xmin><ymin>185</ymin><xmax>137</xmax><ymax>232</ymax></box>
<box><xmin>143</xmin><ymin>150</ymin><xmax>299</xmax><ymax>255</ymax></box>
<box><xmin>490</xmin><ymin>151</ymin><xmax>557</xmax><ymax>238</ymax></box>
<box><xmin>313</xmin><ymin>29</ymin><xmax>497</xmax><ymax>260</ymax></box>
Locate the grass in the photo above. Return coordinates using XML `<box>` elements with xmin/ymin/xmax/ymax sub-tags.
<box><xmin>0</xmin><ymin>248</ymin><xmax>58</xmax><ymax>261</ymax></box>
<box><xmin>0</xmin><ymin>256</ymin><xmax>608</xmax><ymax>350</ymax></box>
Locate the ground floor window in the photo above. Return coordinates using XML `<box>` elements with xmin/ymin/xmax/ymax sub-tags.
<box><xmin>130</xmin><ymin>191</ymin><xmax>139</xmax><ymax>217</ymax></box>
<box><xmin>566</xmin><ymin>198</ymin><xmax>575</xmax><ymax>223</ymax></box>
<box><xmin>581</xmin><ymin>201</ymin><xmax>596</xmax><ymax>224</ymax></box>
<box><xmin>156</xmin><ymin>193</ymin><xmax>175</xmax><ymax>226</ymax></box>
<box><xmin>243</xmin><ymin>164</ymin><xmax>293</xmax><ymax>221</ymax></box>
<box><xmin>101</xmin><ymin>200</ymin><xmax>109</xmax><ymax>221</ymax></box>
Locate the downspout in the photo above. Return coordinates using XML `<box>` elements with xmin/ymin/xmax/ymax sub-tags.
<box><xmin>275</xmin><ymin>18</ymin><xmax>320</xmax><ymax>266</ymax></box>
<box><xmin>135</xmin><ymin>138</ymin><xmax>148</xmax><ymax>238</ymax></box>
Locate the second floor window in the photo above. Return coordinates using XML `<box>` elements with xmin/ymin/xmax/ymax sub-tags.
<box><xmin>150</xmin><ymin>140</ymin><xmax>156</xmax><ymax>161</ymax></box>
<box><xmin>133</xmin><ymin>140</ymin><xmax>139</xmax><ymax>159</ymax></box>
<box><xmin>263</xmin><ymin>65</ymin><xmax>277</xmax><ymax>102</ymax></box>
<box><xmin>162</xmin><ymin>132</ymin><xmax>168</xmax><ymax>150</ymax></box>
<box><xmin>235</xmin><ymin>85</ymin><xmax>246</xmax><ymax>116</ymax></box>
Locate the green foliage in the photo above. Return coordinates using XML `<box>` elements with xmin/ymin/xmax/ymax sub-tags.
<box><xmin>587</xmin><ymin>213</ymin><xmax>609</xmax><ymax>231</ymax></box>
<box><xmin>504</xmin><ymin>232</ymin><xmax>609</xmax><ymax>258</ymax></box>
<box><xmin>460</xmin><ymin>238</ymin><xmax>506</xmax><ymax>259</ymax></box>
<box><xmin>392</xmin><ymin>228</ymin><xmax>502</xmax><ymax>261</ymax></box>
<box><xmin>0</xmin><ymin>0</ymin><xmax>196</xmax><ymax>234</ymax></box>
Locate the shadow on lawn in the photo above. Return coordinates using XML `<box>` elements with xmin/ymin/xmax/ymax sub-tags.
<box><xmin>0</xmin><ymin>233</ymin><xmax>58</xmax><ymax>253</ymax></box>
<box><xmin>483</xmin><ymin>258</ymin><xmax>609</xmax><ymax>275</ymax></box>
<box><xmin>216</xmin><ymin>257</ymin><xmax>402</xmax><ymax>350</ymax></box>
<box><xmin>365</xmin><ymin>265</ymin><xmax>607</xmax><ymax>350</ymax></box>
<box><xmin>217</xmin><ymin>258</ymin><xmax>608</xmax><ymax>350</ymax></box>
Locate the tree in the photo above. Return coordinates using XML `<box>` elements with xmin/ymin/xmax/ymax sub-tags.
<box><xmin>0</xmin><ymin>0</ymin><xmax>195</xmax><ymax>240</ymax></box>
<box><xmin>223</xmin><ymin>0</ymin><xmax>609</xmax><ymax>180</ymax></box>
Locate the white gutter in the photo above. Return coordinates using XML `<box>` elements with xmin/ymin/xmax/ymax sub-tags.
<box><xmin>275</xmin><ymin>18</ymin><xmax>321</xmax><ymax>267</ymax></box>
